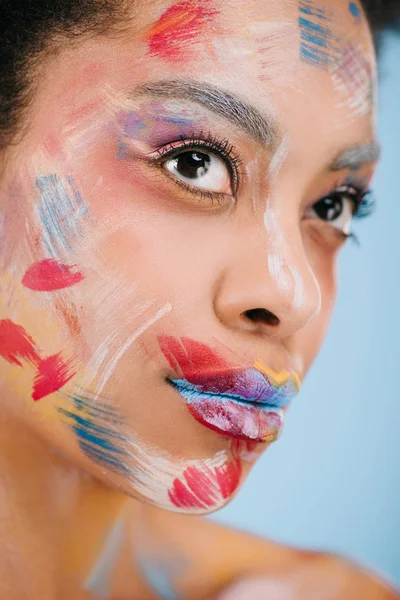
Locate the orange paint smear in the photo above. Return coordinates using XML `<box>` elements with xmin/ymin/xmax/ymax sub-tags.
<box><xmin>147</xmin><ymin>1</ymin><xmax>218</xmax><ymax>62</ymax></box>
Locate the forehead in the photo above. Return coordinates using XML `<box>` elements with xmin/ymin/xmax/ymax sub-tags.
<box><xmin>135</xmin><ymin>0</ymin><xmax>376</xmax><ymax>92</ymax></box>
<box><xmin>133</xmin><ymin>0</ymin><xmax>377</xmax><ymax>159</ymax></box>
<box><xmin>31</xmin><ymin>0</ymin><xmax>377</xmax><ymax>164</ymax></box>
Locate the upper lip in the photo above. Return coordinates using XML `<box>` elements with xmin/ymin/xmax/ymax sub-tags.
<box><xmin>171</xmin><ymin>367</ymin><xmax>298</xmax><ymax>409</ymax></box>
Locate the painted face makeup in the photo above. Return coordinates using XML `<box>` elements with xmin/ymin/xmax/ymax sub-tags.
<box><xmin>298</xmin><ymin>1</ymin><xmax>337</xmax><ymax>70</ymax></box>
<box><xmin>159</xmin><ymin>337</ymin><xmax>300</xmax><ymax>443</ymax></box>
<box><xmin>0</xmin><ymin>319</ymin><xmax>75</xmax><ymax>401</ymax></box>
<box><xmin>146</xmin><ymin>1</ymin><xmax>219</xmax><ymax>62</ymax></box>
<box><xmin>22</xmin><ymin>259</ymin><xmax>84</xmax><ymax>291</ymax></box>
<box><xmin>0</xmin><ymin>0</ymin><xmax>378</xmax><ymax>522</ymax></box>
<box><xmin>298</xmin><ymin>0</ymin><xmax>375</xmax><ymax>117</ymax></box>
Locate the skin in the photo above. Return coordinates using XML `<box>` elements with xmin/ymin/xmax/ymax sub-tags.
<box><xmin>0</xmin><ymin>0</ymin><xmax>397</xmax><ymax>598</ymax></box>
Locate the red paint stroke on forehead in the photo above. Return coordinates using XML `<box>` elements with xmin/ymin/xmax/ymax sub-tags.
<box><xmin>0</xmin><ymin>320</ymin><xmax>40</xmax><ymax>366</ymax></box>
<box><xmin>147</xmin><ymin>1</ymin><xmax>218</xmax><ymax>62</ymax></box>
<box><xmin>22</xmin><ymin>259</ymin><xmax>84</xmax><ymax>292</ymax></box>
<box><xmin>159</xmin><ymin>336</ymin><xmax>230</xmax><ymax>378</ymax></box>
<box><xmin>32</xmin><ymin>354</ymin><xmax>76</xmax><ymax>401</ymax></box>
<box><xmin>168</xmin><ymin>457</ymin><xmax>241</xmax><ymax>509</ymax></box>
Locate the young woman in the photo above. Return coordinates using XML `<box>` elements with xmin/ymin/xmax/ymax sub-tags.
<box><xmin>0</xmin><ymin>0</ymin><xmax>399</xmax><ymax>598</ymax></box>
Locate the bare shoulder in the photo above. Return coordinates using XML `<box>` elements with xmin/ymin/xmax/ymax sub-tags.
<box><xmin>127</xmin><ymin>505</ymin><xmax>399</xmax><ymax>600</ymax></box>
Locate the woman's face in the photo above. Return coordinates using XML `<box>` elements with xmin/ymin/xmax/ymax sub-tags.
<box><xmin>0</xmin><ymin>0</ymin><xmax>378</xmax><ymax>513</ymax></box>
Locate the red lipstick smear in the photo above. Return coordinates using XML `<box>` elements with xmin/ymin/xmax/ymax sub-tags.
<box><xmin>0</xmin><ymin>319</ymin><xmax>40</xmax><ymax>366</ymax></box>
<box><xmin>159</xmin><ymin>335</ymin><xmax>229</xmax><ymax>379</ymax></box>
<box><xmin>32</xmin><ymin>353</ymin><xmax>76</xmax><ymax>401</ymax></box>
<box><xmin>168</xmin><ymin>457</ymin><xmax>241</xmax><ymax>510</ymax></box>
<box><xmin>147</xmin><ymin>1</ymin><xmax>218</xmax><ymax>62</ymax></box>
<box><xmin>22</xmin><ymin>259</ymin><xmax>84</xmax><ymax>291</ymax></box>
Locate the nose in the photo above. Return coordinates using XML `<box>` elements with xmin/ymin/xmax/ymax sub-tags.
<box><xmin>214</xmin><ymin>224</ymin><xmax>321</xmax><ymax>339</ymax></box>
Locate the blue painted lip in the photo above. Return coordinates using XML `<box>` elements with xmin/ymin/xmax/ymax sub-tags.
<box><xmin>170</xmin><ymin>375</ymin><xmax>293</xmax><ymax>410</ymax></box>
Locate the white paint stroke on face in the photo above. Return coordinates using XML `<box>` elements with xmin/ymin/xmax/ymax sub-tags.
<box><xmin>331</xmin><ymin>41</ymin><xmax>375</xmax><ymax>120</ymax></box>
<box><xmin>122</xmin><ymin>434</ymin><xmax>232</xmax><ymax>514</ymax></box>
<box><xmin>268</xmin><ymin>136</ymin><xmax>289</xmax><ymax>179</ymax></box>
<box><xmin>95</xmin><ymin>303</ymin><xmax>173</xmax><ymax>395</ymax></box>
<box><xmin>288</xmin><ymin>264</ymin><xmax>305</xmax><ymax>310</ymax></box>
<box><xmin>34</xmin><ymin>174</ymin><xmax>92</xmax><ymax>260</ymax></box>
<box><xmin>263</xmin><ymin>137</ymin><xmax>313</xmax><ymax>311</ymax></box>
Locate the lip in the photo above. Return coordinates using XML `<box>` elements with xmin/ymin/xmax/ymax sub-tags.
<box><xmin>159</xmin><ymin>336</ymin><xmax>300</xmax><ymax>443</ymax></box>
<box><xmin>169</xmin><ymin>377</ymin><xmax>285</xmax><ymax>442</ymax></box>
<box><xmin>168</xmin><ymin>367</ymin><xmax>297</xmax><ymax>442</ymax></box>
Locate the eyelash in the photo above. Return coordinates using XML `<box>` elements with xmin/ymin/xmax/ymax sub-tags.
<box><xmin>149</xmin><ymin>135</ymin><xmax>377</xmax><ymax>232</ymax></box>
<box><xmin>152</xmin><ymin>132</ymin><xmax>243</xmax><ymax>200</ymax></box>
<box><xmin>326</xmin><ymin>185</ymin><xmax>376</xmax><ymax>243</ymax></box>
<box><xmin>332</xmin><ymin>184</ymin><xmax>376</xmax><ymax>220</ymax></box>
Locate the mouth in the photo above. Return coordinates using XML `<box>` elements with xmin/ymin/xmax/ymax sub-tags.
<box><xmin>167</xmin><ymin>366</ymin><xmax>299</xmax><ymax>442</ymax></box>
<box><xmin>160</xmin><ymin>336</ymin><xmax>300</xmax><ymax>443</ymax></box>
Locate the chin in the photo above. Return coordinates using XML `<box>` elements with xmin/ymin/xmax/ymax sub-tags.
<box><xmin>102</xmin><ymin>431</ymin><xmax>248</xmax><ymax>515</ymax></box>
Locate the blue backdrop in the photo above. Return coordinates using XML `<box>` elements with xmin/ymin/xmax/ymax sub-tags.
<box><xmin>213</xmin><ymin>32</ymin><xmax>400</xmax><ymax>588</ymax></box>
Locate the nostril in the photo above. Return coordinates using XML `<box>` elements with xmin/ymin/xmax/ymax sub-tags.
<box><xmin>243</xmin><ymin>308</ymin><xmax>280</xmax><ymax>327</ymax></box>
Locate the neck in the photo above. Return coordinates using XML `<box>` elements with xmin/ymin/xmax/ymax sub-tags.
<box><xmin>0</xmin><ymin>394</ymin><xmax>129</xmax><ymax>598</ymax></box>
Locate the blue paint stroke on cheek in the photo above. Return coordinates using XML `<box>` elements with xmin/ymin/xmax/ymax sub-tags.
<box><xmin>298</xmin><ymin>1</ymin><xmax>334</xmax><ymax>69</ymax></box>
<box><xmin>35</xmin><ymin>174</ymin><xmax>91</xmax><ymax>258</ymax></box>
<box><xmin>349</xmin><ymin>2</ymin><xmax>361</xmax><ymax>20</ymax></box>
<box><xmin>57</xmin><ymin>392</ymin><xmax>131</xmax><ymax>476</ymax></box>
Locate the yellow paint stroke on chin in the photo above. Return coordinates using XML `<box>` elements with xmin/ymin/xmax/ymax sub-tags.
<box><xmin>254</xmin><ymin>359</ymin><xmax>301</xmax><ymax>391</ymax></box>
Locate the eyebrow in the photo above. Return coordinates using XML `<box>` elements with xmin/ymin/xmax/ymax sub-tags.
<box><xmin>131</xmin><ymin>79</ymin><xmax>380</xmax><ymax>172</ymax></box>
<box><xmin>330</xmin><ymin>142</ymin><xmax>381</xmax><ymax>171</ymax></box>
<box><xmin>132</xmin><ymin>79</ymin><xmax>281</xmax><ymax>148</ymax></box>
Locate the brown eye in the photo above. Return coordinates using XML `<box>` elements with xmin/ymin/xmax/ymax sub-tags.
<box><xmin>307</xmin><ymin>193</ymin><xmax>355</xmax><ymax>235</ymax></box>
<box><xmin>313</xmin><ymin>196</ymin><xmax>345</xmax><ymax>221</ymax></box>
<box><xmin>173</xmin><ymin>151</ymin><xmax>210</xmax><ymax>179</ymax></box>
<box><xmin>164</xmin><ymin>150</ymin><xmax>232</xmax><ymax>194</ymax></box>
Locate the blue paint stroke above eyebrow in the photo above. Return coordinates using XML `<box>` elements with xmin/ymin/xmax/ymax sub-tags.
<box><xmin>35</xmin><ymin>174</ymin><xmax>90</xmax><ymax>258</ymax></box>
<box><xmin>57</xmin><ymin>392</ymin><xmax>131</xmax><ymax>476</ymax></box>
<box><xmin>349</xmin><ymin>2</ymin><xmax>361</xmax><ymax>20</ymax></box>
<box><xmin>298</xmin><ymin>1</ymin><xmax>334</xmax><ymax>69</ymax></box>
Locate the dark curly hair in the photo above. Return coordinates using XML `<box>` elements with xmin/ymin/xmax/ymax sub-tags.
<box><xmin>0</xmin><ymin>0</ymin><xmax>399</xmax><ymax>152</ymax></box>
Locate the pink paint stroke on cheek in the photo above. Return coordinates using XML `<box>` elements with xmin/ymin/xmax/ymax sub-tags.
<box><xmin>168</xmin><ymin>457</ymin><xmax>241</xmax><ymax>510</ymax></box>
<box><xmin>22</xmin><ymin>259</ymin><xmax>84</xmax><ymax>291</ymax></box>
<box><xmin>32</xmin><ymin>353</ymin><xmax>75</xmax><ymax>401</ymax></box>
<box><xmin>147</xmin><ymin>1</ymin><xmax>218</xmax><ymax>62</ymax></box>
<box><xmin>0</xmin><ymin>320</ymin><xmax>40</xmax><ymax>366</ymax></box>
<box><xmin>0</xmin><ymin>319</ymin><xmax>76</xmax><ymax>401</ymax></box>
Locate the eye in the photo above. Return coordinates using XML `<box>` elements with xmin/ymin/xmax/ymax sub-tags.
<box><xmin>164</xmin><ymin>149</ymin><xmax>233</xmax><ymax>194</ymax></box>
<box><xmin>306</xmin><ymin>188</ymin><xmax>360</xmax><ymax>235</ymax></box>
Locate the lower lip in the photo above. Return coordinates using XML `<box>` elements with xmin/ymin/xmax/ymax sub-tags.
<box><xmin>170</xmin><ymin>379</ymin><xmax>284</xmax><ymax>442</ymax></box>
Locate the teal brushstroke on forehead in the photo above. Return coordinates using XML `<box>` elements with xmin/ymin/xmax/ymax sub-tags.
<box><xmin>349</xmin><ymin>1</ymin><xmax>361</xmax><ymax>20</ymax></box>
<box><xmin>298</xmin><ymin>1</ymin><xmax>337</xmax><ymax>69</ymax></box>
